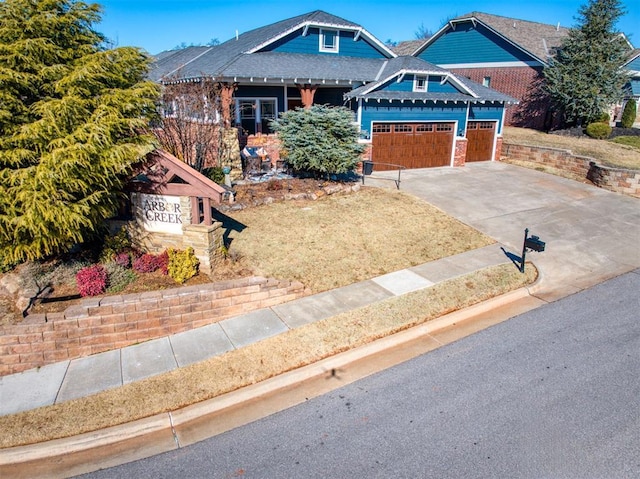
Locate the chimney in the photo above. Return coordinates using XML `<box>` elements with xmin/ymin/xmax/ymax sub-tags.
<box><xmin>236</xmin><ymin>30</ymin><xmax>239</xmax><ymax>40</ymax></box>
<box><xmin>556</xmin><ymin>22</ymin><xmax>560</xmax><ymax>31</ymax></box>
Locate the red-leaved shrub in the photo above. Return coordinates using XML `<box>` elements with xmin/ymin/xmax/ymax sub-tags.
<box><xmin>76</xmin><ymin>265</ymin><xmax>108</xmax><ymax>297</ymax></box>
<box><xmin>132</xmin><ymin>253</ymin><xmax>161</xmax><ymax>273</ymax></box>
<box><xmin>156</xmin><ymin>250</ymin><xmax>169</xmax><ymax>275</ymax></box>
<box><xmin>115</xmin><ymin>252</ymin><xmax>131</xmax><ymax>268</ymax></box>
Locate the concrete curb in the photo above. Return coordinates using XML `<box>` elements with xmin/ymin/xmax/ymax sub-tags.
<box><xmin>1</xmin><ymin>278</ymin><xmax>545</xmax><ymax>479</ymax></box>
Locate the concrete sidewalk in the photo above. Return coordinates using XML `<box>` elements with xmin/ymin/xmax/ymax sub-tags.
<box><xmin>0</xmin><ymin>244</ymin><xmax>513</xmax><ymax>417</ymax></box>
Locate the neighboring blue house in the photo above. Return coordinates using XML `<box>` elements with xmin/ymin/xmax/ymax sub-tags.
<box><xmin>150</xmin><ymin>11</ymin><xmax>517</xmax><ymax>169</ymax></box>
<box><xmin>404</xmin><ymin>12</ymin><xmax>570</xmax><ymax>131</ymax></box>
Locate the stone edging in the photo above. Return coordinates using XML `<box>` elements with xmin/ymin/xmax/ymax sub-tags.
<box><xmin>502</xmin><ymin>143</ymin><xmax>640</xmax><ymax>198</ymax></box>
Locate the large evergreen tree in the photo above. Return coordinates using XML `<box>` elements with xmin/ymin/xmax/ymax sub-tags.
<box><xmin>0</xmin><ymin>0</ymin><xmax>159</xmax><ymax>262</ymax></box>
<box><xmin>543</xmin><ymin>0</ymin><xmax>629</xmax><ymax>127</ymax></box>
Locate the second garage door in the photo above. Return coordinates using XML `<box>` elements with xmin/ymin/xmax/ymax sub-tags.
<box><xmin>371</xmin><ymin>122</ymin><xmax>454</xmax><ymax>170</ymax></box>
<box><xmin>466</xmin><ymin>121</ymin><xmax>496</xmax><ymax>162</ymax></box>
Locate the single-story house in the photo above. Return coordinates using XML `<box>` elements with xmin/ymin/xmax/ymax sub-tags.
<box><xmin>150</xmin><ymin>10</ymin><xmax>517</xmax><ymax>170</ymax></box>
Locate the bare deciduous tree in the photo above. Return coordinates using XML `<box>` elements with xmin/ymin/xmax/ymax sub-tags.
<box><xmin>153</xmin><ymin>77</ymin><xmax>223</xmax><ymax>172</ymax></box>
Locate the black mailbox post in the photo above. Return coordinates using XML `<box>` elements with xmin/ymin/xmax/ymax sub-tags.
<box><xmin>520</xmin><ymin>228</ymin><xmax>546</xmax><ymax>273</ymax></box>
<box><xmin>525</xmin><ymin>235</ymin><xmax>546</xmax><ymax>252</ymax></box>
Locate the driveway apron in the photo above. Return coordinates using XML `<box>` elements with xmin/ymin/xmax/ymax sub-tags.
<box><xmin>373</xmin><ymin>162</ymin><xmax>640</xmax><ymax>301</ymax></box>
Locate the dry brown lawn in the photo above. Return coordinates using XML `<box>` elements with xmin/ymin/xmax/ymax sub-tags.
<box><xmin>227</xmin><ymin>187</ymin><xmax>494</xmax><ymax>293</ymax></box>
<box><xmin>0</xmin><ymin>264</ymin><xmax>536</xmax><ymax>448</ymax></box>
<box><xmin>503</xmin><ymin>126</ymin><xmax>640</xmax><ymax>170</ymax></box>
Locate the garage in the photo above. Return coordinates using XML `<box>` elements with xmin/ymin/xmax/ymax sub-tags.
<box><xmin>371</xmin><ymin>122</ymin><xmax>454</xmax><ymax>170</ymax></box>
<box><xmin>465</xmin><ymin>121</ymin><xmax>496</xmax><ymax>162</ymax></box>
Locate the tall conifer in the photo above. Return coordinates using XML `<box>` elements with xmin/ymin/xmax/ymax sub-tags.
<box><xmin>543</xmin><ymin>0</ymin><xmax>629</xmax><ymax>127</ymax></box>
<box><xmin>0</xmin><ymin>0</ymin><xmax>159</xmax><ymax>262</ymax></box>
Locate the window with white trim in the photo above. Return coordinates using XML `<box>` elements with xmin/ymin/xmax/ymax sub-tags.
<box><xmin>320</xmin><ymin>29</ymin><xmax>339</xmax><ymax>53</ymax></box>
<box><xmin>413</xmin><ymin>75</ymin><xmax>427</xmax><ymax>92</ymax></box>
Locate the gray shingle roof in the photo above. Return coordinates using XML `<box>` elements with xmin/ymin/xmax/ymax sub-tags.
<box><xmin>392</xmin><ymin>39</ymin><xmax>424</xmax><ymax>56</ymax></box>
<box><xmin>149</xmin><ymin>46</ymin><xmax>214</xmax><ymax>81</ymax></box>
<box><xmin>149</xmin><ymin>10</ymin><xmax>393</xmax><ymax>83</ymax></box>
<box><xmin>219</xmin><ymin>52</ymin><xmax>384</xmax><ymax>82</ymax></box>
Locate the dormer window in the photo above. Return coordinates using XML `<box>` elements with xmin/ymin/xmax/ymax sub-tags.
<box><xmin>320</xmin><ymin>29</ymin><xmax>339</xmax><ymax>53</ymax></box>
<box><xmin>414</xmin><ymin>76</ymin><xmax>427</xmax><ymax>92</ymax></box>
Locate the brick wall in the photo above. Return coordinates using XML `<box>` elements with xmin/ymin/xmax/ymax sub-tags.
<box><xmin>454</xmin><ymin>137</ymin><xmax>468</xmax><ymax>166</ymax></box>
<box><xmin>494</xmin><ymin>137</ymin><xmax>503</xmax><ymax>161</ymax></box>
<box><xmin>450</xmin><ymin>66</ymin><xmax>549</xmax><ymax>130</ymax></box>
<box><xmin>0</xmin><ymin>277</ymin><xmax>307</xmax><ymax>376</ymax></box>
<box><xmin>502</xmin><ymin>143</ymin><xmax>640</xmax><ymax>198</ymax></box>
<box><xmin>246</xmin><ymin>133</ymin><xmax>282</xmax><ymax>166</ymax></box>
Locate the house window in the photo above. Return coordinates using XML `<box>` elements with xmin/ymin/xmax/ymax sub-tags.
<box><xmin>236</xmin><ymin>98</ymin><xmax>278</xmax><ymax>134</ymax></box>
<box><xmin>482</xmin><ymin>76</ymin><xmax>491</xmax><ymax>87</ymax></box>
<box><xmin>320</xmin><ymin>29</ymin><xmax>339</xmax><ymax>53</ymax></box>
<box><xmin>414</xmin><ymin>76</ymin><xmax>427</xmax><ymax>92</ymax></box>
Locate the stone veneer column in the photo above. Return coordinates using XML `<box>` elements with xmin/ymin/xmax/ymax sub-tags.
<box><xmin>182</xmin><ymin>222</ymin><xmax>224</xmax><ymax>274</ymax></box>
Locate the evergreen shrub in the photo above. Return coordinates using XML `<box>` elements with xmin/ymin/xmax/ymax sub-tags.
<box><xmin>76</xmin><ymin>265</ymin><xmax>108</xmax><ymax>297</ymax></box>
<box><xmin>621</xmin><ymin>99</ymin><xmax>636</xmax><ymax>128</ymax></box>
<box><xmin>167</xmin><ymin>248</ymin><xmax>199</xmax><ymax>284</ymax></box>
<box><xmin>270</xmin><ymin>105</ymin><xmax>365</xmax><ymax>177</ymax></box>
<box><xmin>585</xmin><ymin>122</ymin><xmax>612</xmax><ymax>139</ymax></box>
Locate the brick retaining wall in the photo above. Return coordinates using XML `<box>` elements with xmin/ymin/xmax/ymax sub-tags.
<box><xmin>0</xmin><ymin>277</ymin><xmax>307</xmax><ymax>376</ymax></box>
<box><xmin>502</xmin><ymin>143</ymin><xmax>640</xmax><ymax>198</ymax></box>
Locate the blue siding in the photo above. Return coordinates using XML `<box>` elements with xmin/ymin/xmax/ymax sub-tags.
<box><xmin>629</xmin><ymin>78</ymin><xmax>640</xmax><ymax>96</ymax></box>
<box><xmin>626</xmin><ymin>56</ymin><xmax>640</xmax><ymax>71</ymax></box>
<box><xmin>468</xmin><ymin>105</ymin><xmax>504</xmax><ymax>133</ymax></box>
<box><xmin>260</xmin><ymin>28</ymin><xmax>388</xmax><ymax>58</ymax></box>
<box><xmin>360</xmin><ymin>101</ymin><xmax>468</xmax><ymax>135</ymax></box>
<box><xmin>377</xmin><ymin>75</ymin><xmax>461</xmax><ymax>93</ymax></box>
<box><xmin>418</xmin><ymin>22</ymin><xmax>535</xmax><ymax>64</ymax></box>
<box><xmin>427</xmin><ymin>76</ymin><xmax>459</xmax><ymax>93</ymax></box>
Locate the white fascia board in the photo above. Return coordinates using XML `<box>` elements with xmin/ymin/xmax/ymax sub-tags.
<box><xmin>247</xmin><ymin>21</ymin><xmax>396</xmax><ymax>58</ymax></box>
<box><xmin>412</xmin><ymin>23</ymin><xmax>452</xmax><ymax>56</ymax></box>
<box><xmin>444</xmin><ymin>73</ymin><xmax>478</xmax><ymax>98</ymax></box>
<box><xmin>438</xmin><ymin>60</ymin><xmax>544</xmax><ymax>69</ymax></box>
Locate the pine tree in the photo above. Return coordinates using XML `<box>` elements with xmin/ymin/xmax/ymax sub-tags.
<box><xmin>270</xmin><ymin>105</ymin><xmax>365</xmax><ymax>177</ymax></box>
<box><xmin>543</xmin><ymin>0</ymin><xmax>630</xmax><ymax>127</ymax></box>
<box><xmin>0</xmin><ymin>0</ymin><xmax>160</xmax><ymax>262</ymax></box>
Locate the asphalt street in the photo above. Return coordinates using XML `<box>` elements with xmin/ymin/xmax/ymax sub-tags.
<box><xmin>80</xmin><ymin>269</ymin><xmax>640</xmax><ymax>479</ymax></box>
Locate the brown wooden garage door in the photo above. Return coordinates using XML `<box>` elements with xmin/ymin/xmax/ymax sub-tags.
<box><xmin>371</xmin><ymin>122</ymin><xmax>454</xmax><ymax>170</ymax></box>
<box><xmin>466</xmin><ymin>121</ymin><xmax>496</xmax><ymax>162</ymax></box>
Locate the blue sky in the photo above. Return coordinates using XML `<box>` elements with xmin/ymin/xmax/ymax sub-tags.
<box><xmin>97</xmin><ymin>0</ymin><xmax>639</xmax><ymax>55</ymax></box>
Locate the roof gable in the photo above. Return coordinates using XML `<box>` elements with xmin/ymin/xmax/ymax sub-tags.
<box><xmin>150</xmin><ymin>10</ymin><xmax>395</xmax><ymax>83</ymax></box>
<box><xmin>414</xmin><ymin>12</ymin><xmax>570</xmax><ymax>66</ymax></box>
<box><xmin>345</xmin><ymin>56</ymin><xmax>517</xmax><ymax>104</ymax></box>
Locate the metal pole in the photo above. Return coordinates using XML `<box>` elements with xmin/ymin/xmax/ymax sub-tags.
<box><xmin>520</xmin><ymin>228</ymin><xmax>528</xmax><ymax>273</ymax></box>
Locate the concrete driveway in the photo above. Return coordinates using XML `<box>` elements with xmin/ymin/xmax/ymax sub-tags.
<box><xmin>367</xmin><ymin>162</ymin><xmax>640</xmax><ymax>301</ymax></box>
